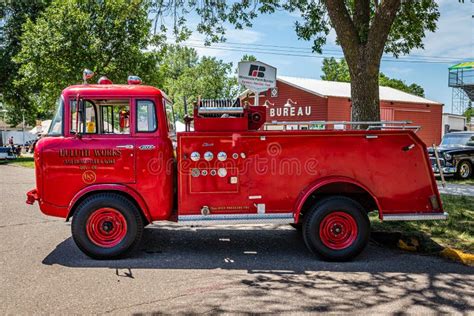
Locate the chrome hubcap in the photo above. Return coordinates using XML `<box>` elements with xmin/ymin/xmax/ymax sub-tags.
<box><xmin>460</xmin><ymin>164</ymin><xmax>471</xmax><ymax>178</ymax></box>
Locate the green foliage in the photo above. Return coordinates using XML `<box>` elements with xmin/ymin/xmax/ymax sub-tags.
<box><xmin>464</xmin><ymin>104</ymin><xmax>473</xmax><ymax>123</ymax></box>
<box><xmin>150</xmin><ymin>1</ymin><xmax>439</xmax><ymax>56</ymax></box>
<box><xmin>321</xmin><ymin>57</ymin><xmax>351</xmax><ymax>82</ymax></box>
<box><xmin>13</xmin><ymin>0</ymin><xmax>159</xmax><ymax>124</ymax></box>
<box><xmin>159</xmin><ymin>45</ymin><xmax>238</xmax><ymax>120</ymax></box>
<box><xmin>321</xmin><ymin>57</ymin><xmax>424</xmax><ymax>97</ymax></box>
<box><xmin>0</xmin><ymin>0</ymin><xmax>51</xmax><ymax>126</ymax></box>
<box><xmin>371</xmin><ymin>194</ymin><xmax>474</xmax><ymax>253</ymax></box>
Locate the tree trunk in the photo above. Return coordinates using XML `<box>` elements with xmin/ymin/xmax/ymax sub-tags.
<box><xmin>349</xmin><ymin>56</ymin><xmax>381</xmax><ymax>122</ymax></box>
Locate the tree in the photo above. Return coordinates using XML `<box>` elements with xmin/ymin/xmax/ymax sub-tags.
<box><xmin>158</xmin><ymin>45</ymin><xmax>238</xmax><ymax>120</ymax></box>
<box><xmin>150</xmin><ymin>0</ymin><xmax>440</xmax><ymax>121</ymax></box>
<box><xmin>322</xmin><ymin>57</ymin><xmax>424</xmax><ymax>97</ymax></box>
<box><xmin>0</xmin><ymin>0</ymin><xmax>51</xmax><ymax>126</ymax></box>
<box><xmin>13</xmin><ymin>0</ymin><xmax>159</xmax><ymax>124</ymax></box>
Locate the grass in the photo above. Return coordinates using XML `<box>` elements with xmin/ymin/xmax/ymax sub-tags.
<box><xmin>444</xmin><ymin>178</ymin><xmax>474</xmax><ymax>186</ymax></box>
<box><xmin>0</xmin><ymin>157</ymin><xmax>35</xmax><ymax>168</ymax></box>
<box><xmin>371</xmin><ymin>194</ymin><xmax>474</xmax><ymax>254</ymax></box>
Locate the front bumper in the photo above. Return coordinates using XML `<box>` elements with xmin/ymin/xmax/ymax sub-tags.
<box><xmin>432</xmin><ymin>166</ymin><xmax>456</xmax><ymax>176</ymax></box>
<box><xmin>26</xmin><ymin>189</ymin><xmax>39</xmax><ymax>205</ymax></box>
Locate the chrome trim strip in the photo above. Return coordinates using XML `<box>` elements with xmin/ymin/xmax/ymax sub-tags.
<box><xmin>178</xmin><ymin>212</ymin><xmax>294</xmax><ymax>225</ymax></box>
<box><xmin>383</xmin><ymin>212</ymin><xmax>448</xmax><ymax>221</ymax></box>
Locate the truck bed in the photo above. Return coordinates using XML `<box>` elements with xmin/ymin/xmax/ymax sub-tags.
<box><xmin>177</xmin><ymin>129</ymin><xmax>443</xmax><ymax>222</ymax></box>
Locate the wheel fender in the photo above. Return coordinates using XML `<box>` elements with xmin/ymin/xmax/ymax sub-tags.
<box><xmin>67</xmin><ymin>184</ymin><xmax>151</xmax><ymax>222</ymax></box>
<box><xmin>293</xmin><ymin>176</ymin><xmax>381</xmax><ymax>223</ymax></box>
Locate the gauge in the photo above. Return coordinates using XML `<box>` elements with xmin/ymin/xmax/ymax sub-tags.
<box><xmin>210</xmin><ymin>170</ymin><xmax>217</xmax><ymax>176</ymax></box>
<box><xmin>217</xmin><ymin>152</ymin><xmax>227</xmax><ymax>161</ymax></box>
<box><xmin>191</xmin><ymin>168</ymin><xmax>200</xmax><ymax>177</ymax></box>
<box><xmin>218</xmin><ymin>168</ymin><xmax>227</xmax><ymax>177</ymax></box>
<box><xmin>204</xmin><ymin>151</ymin><xmax>214</xmax><ymax>161</ymax></box>
<box><xmin>201</xmin><ymin>170</ymin><xmax>208</xmax><ymax>176</ymax></box>
<box><xmin>232</xmin><ymin>153</ymin><xmax>238</xmax><ymax>159</ymax></box>
<box><xmin>190</xmin><ymin>152</ymin><xmax>200</xmax><ymax>161</ymax></box>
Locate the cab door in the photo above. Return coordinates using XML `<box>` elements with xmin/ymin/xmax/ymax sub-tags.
<box><xmin>42</xmin><ymin>98</ymin><xmax>136</xmax><ymax>207</ymax></box>
<box><xmin>133</xmin><ymin>98</ymin><xmax>174</xmax><ymax>220</ymax></box>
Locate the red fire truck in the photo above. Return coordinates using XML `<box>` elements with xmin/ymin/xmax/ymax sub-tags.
<box><xmin>26</xmin><ymin>73</ymin><xmax>446</xmax><ymax>261</ymax></box>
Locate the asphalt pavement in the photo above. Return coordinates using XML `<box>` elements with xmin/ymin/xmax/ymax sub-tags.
<box><xmin>0</xmin><ymin>165</ymin><xmax>473</xmax><ymax>314</ymax></box>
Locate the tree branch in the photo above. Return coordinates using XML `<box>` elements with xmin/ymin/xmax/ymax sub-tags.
<box><xmin>323</xmin><ymin>0</ymin><xmax>360</xmax><ymax>66</ymax></box>
<box><xmin>353</xmin><ymin>0</ymin><xmax>370</xmax><ymax>43</ymax></box>
<box><xmin>367</xmin><ymin>0</ymin><xmax>401</xmax><ymax>62</ymax></box>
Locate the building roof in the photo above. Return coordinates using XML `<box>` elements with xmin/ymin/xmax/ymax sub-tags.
<box><xmin>449</xmin><ymin>61</ymin><xmax>474</xmax><ymax>70</ymax></box>
<box><xmin>277</xmin><ymin>76</ymin><xmax>442</xmax><ymax>105</ymax></box>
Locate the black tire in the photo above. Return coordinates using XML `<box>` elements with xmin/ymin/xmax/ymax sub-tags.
<box><xmin>456</xmin><ymin>160</ymin><xmax>473</xmax><ymax>179</ymax></box>
<box><xmin>302</xmin><ymin>196</ymin><xmax>370</xmax><ymax>261</ymax></box>
<box><xmin>71</xmin><ymin>193</ymin><xmax>144</xmax><ymax>260</ymax></box>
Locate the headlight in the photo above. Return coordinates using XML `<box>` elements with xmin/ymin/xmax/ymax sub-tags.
<box><xmin>444</xmin><ymin>153</ymin><xmax>452</xmax><ymax>160</ymax></box>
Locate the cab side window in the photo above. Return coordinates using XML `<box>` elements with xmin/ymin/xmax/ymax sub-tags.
<box><xmin>70</xmin><ymin>99</ymin><xmax>130</xmax><ymax>135</ymax></box>
<box><xmin>136</xmin><ymin>100</ymin><xmax>157</xmax><ymax>132</ymax></box>
<box><xmin>70</xmin><ymin>100</ymin><xmax>96</xmax><ymax>134</ymax></box>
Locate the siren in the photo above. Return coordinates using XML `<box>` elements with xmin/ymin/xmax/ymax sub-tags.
<box><xmin>98</xmin><ymin>76</ymin><xmax>113</xmax><ymax>84</ymax></box>
<box><xmin>128</xmin><ymin>75</ymin><xmax>142</xmax><ymax>85</ymax></box>
<box><xmin>83</xmin><ymin>69</ymin><xmax>94</xmax><ymax>84</ymax></box>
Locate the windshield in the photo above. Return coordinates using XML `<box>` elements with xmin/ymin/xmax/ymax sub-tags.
<box><xmin>48</xmin><ymin>98</ymin><xmax>64</xmax><ymax>136</ymax></box>
<box><xmin>440</xmin><ymin>134</ymin><xmax>472</xmax><ymax>146</ymax></box>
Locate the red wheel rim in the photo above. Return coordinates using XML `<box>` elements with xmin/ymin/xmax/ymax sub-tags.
<box><xmin>319</xmin><ymin>211</ymin><xmax>358</xmax><ymax>250</ymax></box>
<box><xmin>86</xmin><ymin>208</ymin><xmax>127</xmax><ymax>248</ymax></box>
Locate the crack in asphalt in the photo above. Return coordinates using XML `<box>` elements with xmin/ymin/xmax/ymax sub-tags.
<box><xmin>0</xmin><ymin>220</ymin><xmax>59</xmax><ymax>228</ymax></box>
<box><xmin>103</xmin><ymin>280</ymin><xmax>236</xmax><ymax>314</ymax></box>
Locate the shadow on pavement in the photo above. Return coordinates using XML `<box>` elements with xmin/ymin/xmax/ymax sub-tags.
<box><xmin>42</xmin><ymin>224</ymin><xmax>474</xmax><ymax>313</ymax></box>
<box><xmin>43</xmin><ymin>223</ymin><xmax>471</xmax><ymax>274</ymax></box>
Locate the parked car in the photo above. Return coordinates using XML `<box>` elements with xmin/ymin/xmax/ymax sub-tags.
<box><xmin>428</xmin><ymin>132</ymin><xmax>474</xmax><ymax>179</ymax></box>
<box><xmin>0</xmin><ymin>147</ymin><xmax>16</xmax><ymax>160</ymax></box>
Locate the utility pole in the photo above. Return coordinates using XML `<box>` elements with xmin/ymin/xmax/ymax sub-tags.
<box><xmin>22</xmin><ymin>109</ymin><xmax>25</xmax><ymax>147</ymax></box>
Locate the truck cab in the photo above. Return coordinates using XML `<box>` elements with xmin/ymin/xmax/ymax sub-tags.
<box><xmin>31</xmin><ymin>81</ymin><xmax>176</xmax><ymax>222</ymax></box>
<box><xmin>28</xmin><ymin>73</ymin><xmax>445</xmax><ymax>262</ymax></box>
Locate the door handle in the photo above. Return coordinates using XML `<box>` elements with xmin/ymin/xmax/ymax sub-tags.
<box><xmin>116</xmin><ymin>144</ymin><xmax>134</xmax><ymax>149</ymax></box>
<box><xmin>139</xmin><ymin>145</ymin><xmax>156</xmax><ymax>150</ymax></box>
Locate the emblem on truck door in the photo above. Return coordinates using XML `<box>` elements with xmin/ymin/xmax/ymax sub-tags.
<box><xmin>82</xmin><ymin>170</ymin><xmax>96</xmax><ymax>184</ymax></box>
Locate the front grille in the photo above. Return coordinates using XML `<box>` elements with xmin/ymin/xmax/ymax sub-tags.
<box><xmin>430</xmin><ymin>157</ymin><xmax>445</xmax><ymax>167</ymax></box>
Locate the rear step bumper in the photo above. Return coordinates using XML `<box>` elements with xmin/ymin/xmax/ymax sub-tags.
<box><xmin>26</xmin><ymin>189</ymin><xmax>39</xmax><ymax>205</ymax></box>
<box><xmin>383</xmin><ymin>212</ymin><xmax>448</xmax><ymax>221</ymax></box>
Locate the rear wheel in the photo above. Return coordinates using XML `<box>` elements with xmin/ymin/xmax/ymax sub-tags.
<box><xmin>71</xmin><ymin>193</ymin><xmax>144</xmax><ymax>259</ymax></box>
<box><xmin>457</xmin><ymin>160</ymin><xmax>472</xmax><ymax>179</ymax></box>
<box><xmin>303</xmin><ymin>196</ymin><xmax>370</xmax><ymax>261</ymax></box>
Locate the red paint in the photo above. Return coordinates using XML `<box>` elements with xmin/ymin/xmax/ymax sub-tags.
<box><xmin>319</xmin><ymin>211</ymin><xmax>358</xmax><ymax>250</ymax></box>
<box><xmin>28</xmin><ymin>83</ymin><xmax>444</xmax><ymax>228</ymax></box>
<box><xmin>86</xmin><ymin>207</ymin><xmax>127</xmax><ymax>247</ymax></box>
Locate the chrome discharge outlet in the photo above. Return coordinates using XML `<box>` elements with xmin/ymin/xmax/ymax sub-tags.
<box><xmin>201</xmin><ymin>206</ymin><xmax>211</xmax><ymax>216</ymax></box>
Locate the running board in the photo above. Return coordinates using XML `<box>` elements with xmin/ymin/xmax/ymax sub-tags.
<box><xmin>178</xmin><ymin>213</ymin><xmax>294</xmax><ymax>225</ymax></box>
<box><xmin>383</xmin><ymin>212</ymin><xmax>448</xmax><ymax>221</ymax></box>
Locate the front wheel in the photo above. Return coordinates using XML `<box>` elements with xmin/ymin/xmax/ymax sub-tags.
<box><xmin>457</xmin><ymin>160</ymin><xmax>473</xmax><ymax>179</ymax></box>
<box><xmin>303</xmin><ymin>196</ymin><xmax>370</xmax><ymax>261</ymax></box>
<box><xmin>71</xmin><ymin>193</ymin><xmax>144</xmax><ymax>259</ymax></box>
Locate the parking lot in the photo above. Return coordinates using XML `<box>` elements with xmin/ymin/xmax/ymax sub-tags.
<box><xmin>1</xmin><ymin>165</ymin><xmax>473</xmax><ymax>314</ymax></box>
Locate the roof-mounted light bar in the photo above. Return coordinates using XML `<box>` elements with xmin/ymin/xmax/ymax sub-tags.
<box><xmin>128</xmin><ymin>75</ymin><xmax>142</xmax><ymax>85</ymax></box>
<box><xmin>98</xmin><ymin>76</ymin><xmax>113</xmax><ymax>85</ymax></box>
<box><xmin>83</xmin><ymin>69</ymin><xmax>94</xmax><ymax>84</ymax></box>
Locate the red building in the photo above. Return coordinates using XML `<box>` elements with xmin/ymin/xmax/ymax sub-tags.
<box><xmin>242</xmin><ymin>76</ymin><xmax>443</xmax><ymax>145</ymax></box>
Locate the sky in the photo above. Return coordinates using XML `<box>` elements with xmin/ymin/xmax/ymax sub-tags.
<box><xmin>169</xmin><ymin>0</ymin><xmax>473</xmax><ymax>113</ymax></box>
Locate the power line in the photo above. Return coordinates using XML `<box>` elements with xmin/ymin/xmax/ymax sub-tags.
<box><xmin>185</xmin><ymin>44</ymin><xmax>462</xmax><ymax>64</ymax></box>
<box><xmin>183</xmin><ymin>39</ymin><xmax>465</xmax><ymax>62</ymax></box>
